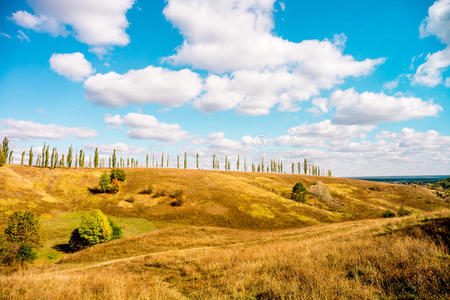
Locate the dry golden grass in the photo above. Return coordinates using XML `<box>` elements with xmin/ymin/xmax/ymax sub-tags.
<box><xmin>0</xmin><ymin>165</ymin><xmax>448</xmax><ymax>299</ymax></box>
<box><xmin>1</xmin><ymin>211</ymin><xmax>448</xmax><ymax>299</ymax></box>
<box><xmin>0</xmin><ymin>165</ymin><xmax>446</xmax><ymax>229</ymax></box>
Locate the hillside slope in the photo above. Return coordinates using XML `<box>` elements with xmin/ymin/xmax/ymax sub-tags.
<box><xmin>0</xmin><ymin>165</ymin><xmax>445</xmax><ymax>229</ymax></box>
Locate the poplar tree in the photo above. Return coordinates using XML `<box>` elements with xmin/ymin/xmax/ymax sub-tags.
<box><xmin>298</xmin><ymin>162</ymin><xmax>301</xmax><ymax>174</ymax></box>
<box><xmin>177</xmin><ymin>155</ymin><xmax>180</xmax><ymax>168</ymax></box>
<box><xmin>67</xmin><ymin>146</ymin><xmax>73</xmax><ymax>168</ymax></box>
<box><xmin>225</xmin><ymin>156</ymin><xmax>228</xmax><ymax>170</ymax></box>
<box><xmin>304</xmin><ymin>158</ymin><xmax>307</xmax><ymax>175</ymax></box>
<box><xmin>166</xmin><ymin>154</ymin><xmax>169</xmax><ymax>168</ymax></box>
<box><xmin>8</xmin><ymin>151</ymin><xmax>13</xmax><ymax>164</ymax></box>
<box><xmin>61</xmin><ymin>154</ymin><xmax>65</xmax><ymax>167</ymax></box>
<box><xmin>111</xmin><ymin>149</ymin><xmax>116</xmax><ymax>168</ymax></box>
<box><xmin>108</xmin><ymin>157</ymin><xmax>111</xmax><ymax>168</ymax></box>
<box><xmin>196</xmin><ymin>153</ymin><xmax>199</xmax><ymax>169</ymax></box>
<box><xmin>292</xmin><ymin>162</ymin><xmax>294</xmax><ymax>174</ymax></box>
<box><xmin>28</xmin><ymin>146</ymin><xmax>33</xmax><ymax>167</ymax></box>
<box><xmin>21</xmin><ymin>151</ymin><xmax>25</xmax><ymax>165</ymax></box>
<box><xmin>161</xmin><ymin>152</ymin><xmax>164</xmax><ymax>168</ymax></box>
<box><xmin>2</xmin><ymin>137</ymin><xmax>9</xmax><ymax>160</ymax></box>
<box><xmin>237</xmin><ymin>155</ymin><xmax>240</xmax><ymax>171</ymax></box>
<box><xmin>44</xmin><ymin>146</ymin><xmax>49</xmax><ymax>167</ymax></box>
<box><xmin>184</xmin><ymin>152</ymin><xmax>187</xmax><ymax>169</ymax></box>
<box><xmin>261</xmin><ymin>158</ymin><xmax>264</xmax><ymax>173</ymax></box>
<box><xmin>51</xmin><ymin>148</ymin><xmax>55</xmax><ymax>168</ymax></box>
<box><xmin>146</xmin><ymin>153</ymin><xmax>149</xmax><ymax>168</ymax></box>
<box><xmin>94</xmin><ymin>148</ymin><xmax>99</xmax><ymax>168</ymax></box>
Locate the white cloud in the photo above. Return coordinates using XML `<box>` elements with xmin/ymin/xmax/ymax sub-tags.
<box><xmin>330</xmin><ymin>88</ymin><xmax>442</xmax><ymax>125</ymax></box>
<box><xmin>0</xmin><ymin>119</ymin><xmax>97</xmax><ymax>140</ymax></box>
<box><xmin>412</xmin><ymin>46</ymin><xmax>450</xmax><ymax>86</ymax></box>
<box><xmin>275</xmin><ymin>120</ymin><xmax>375</xmax><ymax>148</ymax></box>
<box><xmin>163</xmin><ymin>0</ymin><xmax>383</xmax><ymax>115</ymax></box>
<box><xmin>83</xmin><ymin>142</ymin><xmax>145</xmax><ymax>155</ymax></box>
<box><xmin>202</xmin><ymin>132</ymin><xmax>263</xmax><ymax>152</ymax></box>
<box><xmin>419</xmin><ymin>0</ymin><xmax>450</xmax><ymax>44</ymax></box>
<box><xmin>50</xmin><ymin>52</ymin><xmax>94</xmax><ymax>82</ymax></box>
<box><xmin>104</xmin><ymin>113</ymin><xmax>189</xmax><ymax>142</ymax></box>
<box><xmin>414</xmin><ymin>0</ymin><xmax>450</xmax><ymax>87</ymax></box>
<box><xmin>383</xmin><ymin>79</ymin><xmax>399</xmax><ymax>90</ymax></box>
<box><xmin>17</xmin><ymin>30</ymin><xmax>30</xmax><ymax>42</ymax></box>
<box><xmin>10</xmin><ymin>0</ymin><xmax>134</xmax><ymax>47</ymax></box>
<box><xmin>306</xmin><ymin>97</ymin><xmax>328</xmax><ymax>116</ymax></box>
<box><xmin>0</xmin><ymin>32</ymin><xmax>11</xmax><ymax>39</ymax></box>
<box><xmin>84</xmin><ymin>66</ymin><xmax>203</xmax><ymax>107</ymax></box>
<box><xmin>163</xmin><ymin>0</ymin><xmax>382</xmax><ymax>73</ymax></box>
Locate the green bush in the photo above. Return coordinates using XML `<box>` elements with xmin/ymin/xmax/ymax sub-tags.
<box><xmin>381</xmin><ymin>210</ymin><xmax>396</xmax><ymax>218</ymax></box>
<box><xmin>290</xmin><ymin>182</ymin><xmax>307</xmax><ymax>203</ymax></box>
<box><xmin>1</xmin><ymin>211</ymin><xmax>41</xmax><ymax>265</ymax></box>
<box><xmin>69</xmin><ymin>210</ymin><xmax>123</xmax><ymax>252</ymax></box>
<box><xmin>109</xmin><ymin>179</ymin><xmax>120</xmax><ymax>194</ymax></box>
<box><xmin>108</xmin><ymin>218</ymin><xmax>123</xmax><ymax>240</ymax></box>
<box><xmin>4</xmin><ymin>211</ymin><xmax>41</xmax><ymax>247</ymax></box>
<box><xmin>99</xmin><ymin>172</ymin><xmax>111</xmax><ymax>193</ymax></box>
<box><xmin>398</xmin><ymin>205</ymin><xmax>412</xmax><ymax>217</ymax></box>
<box><xmin>69</xmin><ymin>210</ymin><xmax>112</xmax><ymax>251</ymax></box>
<box><xmin>110</xmin><ymin>169</ymin><xmax>126</xmax><ymax>182</ymax></box>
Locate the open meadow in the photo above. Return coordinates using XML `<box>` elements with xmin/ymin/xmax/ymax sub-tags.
<box><xmin>0</xmin><ymin>165</ymin><xmax>448</xmax><ymax>299</ymax></box>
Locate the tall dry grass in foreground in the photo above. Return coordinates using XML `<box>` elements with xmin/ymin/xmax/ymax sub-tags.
<box><xmin>0</xmin><ymin>215</ymin><xmax>448</xmax><ymax>299</ymax></box>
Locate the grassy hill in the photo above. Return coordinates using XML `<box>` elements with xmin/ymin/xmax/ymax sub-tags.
<box><xmin>0</xmin><ymin>165</ymin><xmax>448</xmax><ymax>299</ymax></box>
<box><xmin>0</xmin><ymin>165</ymin><xmax>444</xmax><ymax>230</ymax></box>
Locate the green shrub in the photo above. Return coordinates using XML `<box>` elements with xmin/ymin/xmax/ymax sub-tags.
<box><xmin>398</xmin><ymin>205</ymin><xmax>412</xmax><ymax>217</ymax></box>
<box><xmin>4</xmin><ymin>211</ymin><xmax>41</xmax><ymax>247</ymax></box>
<box><xmin>110</xmin><ymin>169</ymin><xmax>126</xmax><ymax>182</ymax></box>
<box><xmin>290</xmin><ymin>182</ymin><xmax>307</xmax><ymax>203</ymax></box>
<box><xmin>381</xmin><ymin>210</ymin><xmax>396</xmax><ymax>218</ymax></box>
<box><xmin>69</xmin><ymin>210</ymin><xmax>112</xmax><ymax>251</ymax></box>
<box><xmin>1</xmin><ymin>211</ymin><xmax>41</xmax><ymax>265</ymax></box>
<box><xmin>109</xmin><ymin>179</ymin><xmax>120</xmax><ymax>194</ymax></box>
<box><xmin>99</xmin><ymin>172</ymin><xmax>111</xmax><ymax>193</ymax></box>
<box><xmin>108</xmin><ymin>218</ymin><xmax>123</xmax><ymax>240</ymax></box>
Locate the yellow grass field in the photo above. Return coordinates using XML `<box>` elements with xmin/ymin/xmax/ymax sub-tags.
<box><xmin>0</xmin><ymin>165</ymin><xmax>448</xmax><ymax>299</ymax></box>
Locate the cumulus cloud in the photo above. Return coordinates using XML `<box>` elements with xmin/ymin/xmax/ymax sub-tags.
<box><xmin>414</xmin><ymin>0</ymin><xmax>450</xmax><ymax>87</ymax></box>
<box><xmin>275</xmin><ymin>120</ymin><xmax>375</xmax><ymax>148</ymax></box>
<box><xmin>0</xmin><ymin>119</ymin><xmax>97</xmax><ymax>140</ymax></box>
<box><xmin>104</xmin><ymin>113</ymin><xmax>189</xmax><ymax>142</ymax></box>
<box><xmin>329</xmin><ymin>88</ymin><xmax>442</xmax><ymax>125</ymax></box>
<box><xmin>163</xmin><ymin>0</ymin><xmax>383</xmax><ymax>115</ymax></box>
<box><xmin>83</xmin><ymin>142</ymin><xmax>145</xmax><ymax>154</ymax></box>
<box><xmin>85</xmin><ymin>66</ymin><xmax>203</xmax><ymax>107</ymax></box>
<box><xmin>202</xmin><ymin>132</ymin><xmax>266</xmax><ymax>152</ymax></box>
<box><xmin>10</xmin><ymin>0</ymin><xmax>134</xmax><ymax>47</ymax></box>
<box><xmin>50</xmin><ymin>52</ymin><xmax>94</xmax><ymax>82</ymax></box>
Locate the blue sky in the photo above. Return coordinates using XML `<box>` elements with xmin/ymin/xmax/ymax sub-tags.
<box><xmin>0</xmin><ymin>0</ymin><xmax>449</xmax><ymax>176</ymax></box>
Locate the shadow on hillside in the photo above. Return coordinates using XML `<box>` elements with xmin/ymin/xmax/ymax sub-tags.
<box><xmin>88</xmin><ymin>187</ymin><xmax>102</xmax><ymax>194</ymax></box>
<box><xmin>52</xmin><ymin>243</ymin><xmax>74</xmax><ymax>253</ymax></box>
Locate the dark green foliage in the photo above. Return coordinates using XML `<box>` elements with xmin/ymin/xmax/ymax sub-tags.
<box><xmin>94</xmin><ymin>147</ymin><xmax>99</xmax><ymax>168</ymax></box>
<box><xmin>68</xmin><ymin>228</ymin><xmax>90</xmax><ymax>252</ymax></box>
<box><xmin>5</xmin><ymin>211</ymin><xmax>41</xmax><ymax>246</ymax></box>
<box><xmin>0</xmin><ymin>151</ymin><xmax>5</xmax><ymax>167</ymax></box>
<box><xmin>28</xmin><ymin>146</ymin><xmax>33</xmax><ymax>166</ymax></box>
<box><xmin>436</xmin><ymin>177</ymin><xmax>450</xmax><ymax>190</ymax></box>
<box><xmin>109</xmin><ymin>179</ymin><xmax>120</xmax><ymax>194</ymax></box>
<box><xmin>108</xmin><ymin>218</ymin><xmax>123</xmax><ymax>240</ymax></box>
<box><xmin>1</xmin><ymin>211</ymin><xmax>41</xmax><ymax>265</ymax></box>
<box><xmin>381</xmin><ymin>210</ymin><xmax>396</xmax><ymax>218</ymax></box>
<box><xmin>110</xmin><ymin>169</ymin><xmax>126</xmax><ymax>181</ymax></box>
<box><xmin>398</xmin><ymin>205</ymin><xmax>412</xmax><ymax>217</ymax></box>
<box><xmin>290</xmin><ymin>182</ymin><xmax>307</xmax><ymax>203</ymax></box>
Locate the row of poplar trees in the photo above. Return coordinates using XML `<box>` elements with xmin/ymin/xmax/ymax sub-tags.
<box><xmin>0</xmin><ymin>136</ymin><xmax>332</xmax><ymax>176</ymax></box>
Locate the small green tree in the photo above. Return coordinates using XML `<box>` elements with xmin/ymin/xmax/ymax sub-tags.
<box><xmin>112</xmin><ymin>149</ymin><xmax>117</xmax><ymax>168</ymax></box>
<box><xmin>99</xmin><ymin>171</ymin><xmax>111</xmax><ymax>192</ymax></box>
<box><xmin>94</xmin><ymin>147</ymin><xmax>99</xmax><ymax>168</ymax></box>
<box><xmin>291</xmin><ymin>182</ymin><xmax>307</xmax><ymax>203</ymax></box>
<box><xmin>1</xmin><ymin>211</ymin><xmax>41</xmax><ymax>264</ymax></box>
<box><xmin>68</xmin><ymin>210</ymin><xmax>112</xmax><ymax>251</ymax></box>
<box><xmin>2</xmin><ymin>137</ymin><xmax>9</xmax><ymax>158</ymax></box>
<box><xmin>67</xmin><ymin>145</ymin><xmax>73</xmax><ymax>168</ymax></box>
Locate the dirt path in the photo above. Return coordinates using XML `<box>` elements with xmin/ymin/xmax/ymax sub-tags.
<box><xmin>56</xmin><ymin>217</ymin><xmax>392</xmax><ymax>274</ymax></box>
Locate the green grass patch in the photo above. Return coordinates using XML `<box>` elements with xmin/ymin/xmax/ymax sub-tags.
<box><xmin>38</xmin><ymin>212</ymin><xmax>155</xmax><ymax>262</ymax></box>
